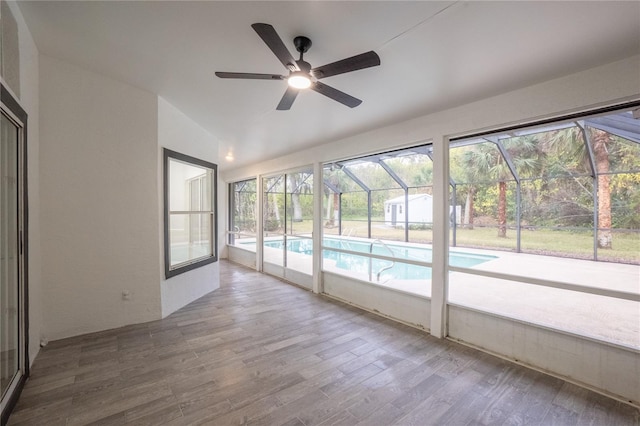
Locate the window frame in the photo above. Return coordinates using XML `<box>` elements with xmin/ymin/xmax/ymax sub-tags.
<box><xmin>1</xmin><ymin>83</ymin><xmax>30</xmax><ymax>426</ymax></box>
<box><xmin>228</xmin><ymin>178</ymin><xmax>258</xmax><ymax>247</ymax></box>
<box><xmin>163</xmin><ymin>148</ymin><xmax>218</xmax><ymax>278</ymax></box>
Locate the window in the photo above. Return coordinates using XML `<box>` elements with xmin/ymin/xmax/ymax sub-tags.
<box><xmin>163</xmin><ymin>149</ymin><xmax>217</xmax><ymax>278</ymax></box>
<box><xmin>229</xmin><ymin>179</ymin><xmax>257</xmax><ymax>250</ymax></box>
<box><xmin>321</xmin><ymin>145</ymin><xmax>434</xmax><ymax>295</ymax></box>
<box><xmin>323</xmin><ymin>145</ymin><xmax>433</xmax><ymax>242</ymax></box>
<box><xmin>448</xmin><ymin>105</ymin><xmax>640</xmax><ymax>349</ymax></box>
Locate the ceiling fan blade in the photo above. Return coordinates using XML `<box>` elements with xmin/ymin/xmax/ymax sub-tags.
<box><xmin>251</xmin><ymin>23</ymin><xmax>299</xmax><ymax>72</ymax></box>
<box><xmin>276</xmin><ymin>87</ymin><xmax>299</xmax><ymax>111</ymax></box>
<box><xmin>215</xmin><ymin>72</ymin><xmax>284</xmax><ymax>80</ymax></box>
<box><xmin>312</xmin><ymin>51</ymin><xmax>380</xmax><ymax>79</ymax></box>
<box><xmin>312</xmin><ymin>82</ymin><xmax>362</xmax><ymax>108</ymax></box>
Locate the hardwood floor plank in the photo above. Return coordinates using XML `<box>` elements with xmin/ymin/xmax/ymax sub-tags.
<box><xmin>7</xmin><ymin>396</ymin><xmax>73</xmax><ymax>425</ymax></box>
<box><xmin>319</xmin><ymin>364</ymin><xmax>384</xmax><ymax>397</ymax></box>
<box><xmin>18</xmin><ymin>375</ymin><xmax>75</xmax><ymax>398</ymax></box>
<box><xmin>295</xmin><ymin>384</ymin><xmax>369</xmax><ymax>426</ymax></box>
<box><xmin>9</xmin><ymin>260</ymin><xmax>639</xmax><ymax>426</ymax></box>
<box><xmin>392</xmin><ymin>394</ymin><xmax>453</xmax><ymax>426</ymax></box>
<box><xmin>164</xmin><ymin>399</ymin><xmax>233</xmax><ymax>426</ymax></box>
<box><xmin>299</xmin><ymin>351</ymin><xmax>359</xmax><ymax>380</ymax></box>
<box><xmin>274</xmin><ymin>368</ymin><xmax>345</xmax><ymax>406</ymax></box>
<box><xmin>354</xmin><ymin>402</ymin><xmax>406</xmax><ymax>426</ymax></box>
<box><xmin>123</xmin><ymin>395</ymin><xmax>182</xmax><ymax>425</ymax></box>
<box><xmin>503</xmin><ymin>373</ymin><xmax>565</xmax><ymax>425</ymax></box>
<box><xmin>435</xmin><ymin>388</ymin><xmax>490</xmax><ymax>425</ymax></box>
<box><xmin>542</xmin><ymin>403</ymin><xmax>580</xmax><ymax>426</ymax></box>
<box><xmin>336</xmin><ymin>348</ymin><xmax>388</xmax><ymax>375</ymax></box>
<box><xmin>317</xmin><ymin>409</ymin><xmax>359</xmax><ymax>426</ymax></box>
<box><xmin>248</xmin><ymin>389</ymin><xmax>328</xmax><ymax>426</ymax></box>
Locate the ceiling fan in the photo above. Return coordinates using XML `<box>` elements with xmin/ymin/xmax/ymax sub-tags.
<box><xmin>215</xmin><ymin>23</ymin><xmax>381</xmax><ymax>110</ymax></box>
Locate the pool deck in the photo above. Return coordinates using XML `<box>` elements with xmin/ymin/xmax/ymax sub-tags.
<box><xmin>232</xmin><ymin>237</ymin><xmax>640</xmax><ymax>350</ymax></box>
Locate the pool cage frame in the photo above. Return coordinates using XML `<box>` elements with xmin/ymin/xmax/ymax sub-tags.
<box><xmin>322</xmin><ymin>107</ymin><xmax>640</xmax><ymax>262</ymax></box>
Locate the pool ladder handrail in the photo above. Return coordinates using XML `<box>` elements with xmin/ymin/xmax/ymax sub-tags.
<box><xmin>339</xmin><ymin>228</ymin><xmax>356</xmax><ymax>251</ymax></box>
<box><xmin>368</xmin><ymin>239</ymin><xmax>395</xmax><ymax>282</ymax></box>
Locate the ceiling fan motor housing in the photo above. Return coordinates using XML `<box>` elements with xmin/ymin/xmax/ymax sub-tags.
<box><xmin>294</xmin><ymin>36</ymin><xmax>312</xmax><ymax>54</ymax></box>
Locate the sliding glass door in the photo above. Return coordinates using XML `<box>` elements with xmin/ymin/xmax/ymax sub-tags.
<box><xmin>1</xmin><ymin>87</ymin><xmax>28</xmax><ymax>423</ymax></box>
<box><xmin>262</xmin><ymin>168</ymin><xmax>314</xmax><ymax>287</ymax></box>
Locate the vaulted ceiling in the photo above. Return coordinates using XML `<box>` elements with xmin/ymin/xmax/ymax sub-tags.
<box><xmin>18</xmin><ymin>1</ymin><xmax>640</xmax><ymax>170</ymax></box>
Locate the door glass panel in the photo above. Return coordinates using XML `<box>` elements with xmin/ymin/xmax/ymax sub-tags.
<box><xmin>1</xmin><ymin>112</ymin><xmax>19</xmax><ymax>398</ymax></box>
<box><xmin>263</xmin><ymin>170</ymin><xmax>314</xmax><ymax>276</ymax></box>
<box><xmin>263</xmin><ymin>175</ymin><xmax>285</xmax><ymax>267</ymax></box>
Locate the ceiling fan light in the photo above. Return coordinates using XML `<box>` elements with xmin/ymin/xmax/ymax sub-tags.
<box><xmin>288</xmin><ymin>72</ymin><xmax>311</xmax><ymax>89</ymax></box>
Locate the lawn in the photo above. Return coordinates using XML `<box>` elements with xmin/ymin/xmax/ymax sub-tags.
<box><xmin>314</xmin><ymin>219</ymin><xmax>639</xmax><ymax>264</ymax></box>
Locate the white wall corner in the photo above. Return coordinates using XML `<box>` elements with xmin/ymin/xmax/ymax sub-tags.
<box><xmin>39</xmin><ymin>55</ymin><xmax>162</xmax><ymax>340</ymax></box>
<box><xmin>157</xmin><ymin>96</ymin><xmax>221</xmax><ymax>318</ymax></box>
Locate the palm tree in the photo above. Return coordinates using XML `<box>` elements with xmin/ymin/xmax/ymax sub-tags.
<box><xmin>460</xmin><ymin>143</ymin><xmax>512</xmax><ymax>237</ymax></box>
<box><xmin>461</xmin><ymin>137</ymin><xmax>539</xmax><ymax>238</ymax></box>
<box><xmin>592</xmin><ymin>128</ymin><xmax>614</xmax><ymax>248</ymax></box>
<box><xmin>546</xmin><ymin>127</ymin><xmax>614</xmax><ymax>249</ymax></box>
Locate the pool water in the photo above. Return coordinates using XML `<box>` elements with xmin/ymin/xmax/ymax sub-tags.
<box><xmin>261</xmin><ymin>237</ymin><xmax>496</xmax><ymax>280</ymax></box>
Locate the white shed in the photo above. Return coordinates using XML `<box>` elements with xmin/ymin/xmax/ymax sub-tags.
<box><xmin>384</xmin><ymin>193</ymin><xmax>461</xmax><ymax>227</ymax></box>
<box><xmin>384</xmin><ymin>194</ymin><xmax>431</xmax><ymax>227</ymax></box>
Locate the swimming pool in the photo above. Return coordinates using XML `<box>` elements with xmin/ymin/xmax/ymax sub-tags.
<box><xmin>260</xmin><ymin>237</ymin><xmax>497</xmax><ymax>280</ymax></box>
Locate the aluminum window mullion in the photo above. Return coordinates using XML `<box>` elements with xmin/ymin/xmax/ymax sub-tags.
<box><xmin>169</xmin><ymin>210</ymin><xmax>214</xmax><ymax>214</ymax></box>
<box><xmin>448</xmin><ymin>266</ymin><xmax>639</xmax><ymax>302</ymax></box>
<box><xmin>322</xmin><ymin>244</ymin><xmax>433</xmax><ymax>268</ymax></box>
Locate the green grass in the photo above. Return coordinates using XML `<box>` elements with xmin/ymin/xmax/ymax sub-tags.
<box><xmin>267</xmin><ymin>218</ymin><xmax>639</xmax><ymax>264</ymax></box>
<box><xmin>338</xmin><ymin>221</ymin><xmax>639</xmax><ymax>264</ymax></box>
<box><xmin>453</xmin><ymin>227</ymin><xmax>639</xmax><ymax>264</ymax></box>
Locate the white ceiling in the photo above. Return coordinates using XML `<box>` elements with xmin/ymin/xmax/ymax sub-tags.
<box><xmin>17</xmin><ymin>1</ymin><xmax>640</xmax><ymax>171</ymax></box>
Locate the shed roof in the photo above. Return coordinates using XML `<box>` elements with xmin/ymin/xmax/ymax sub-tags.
<box><xmin>385</xmin><ymin>193</ymin><xmax>431</xmax><ymax>204</ymax></box>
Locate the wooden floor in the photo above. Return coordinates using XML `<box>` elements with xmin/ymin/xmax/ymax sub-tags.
<box><xmin>9</xmin><ymin>261</ymin><xmax>640</xmax><ymax>426</ymax></box>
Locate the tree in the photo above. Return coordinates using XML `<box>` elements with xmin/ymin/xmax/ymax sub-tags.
<box><xmin>459</xmin><ymin>143</ymin><xmax>511</xmax><ymax>237</ymax></box>
<box><xmin>323</xmin><ymin>168</ymin><xmax>342</xmax><ymax>227</ymax></box>
<box><xmin>233</xmin><ymin>180</ymin><xmax>257</xmax><ymax>233</ymax></box>
<box><xmin>546</xmin><ymin>127</ymin><xmax>615</xmax><ymax>249</ymax></box>
<box><xmin>263</xmin><ymin>176</ymin><xmax>283</xmax><ymax>232</ymax></box>
<box><xmin>449</xmin><ymin>150</ymin><xmax>474</xmax><ymax>229</ymax></box>
<box><xmin>288</xmin><ymin>172</ymin><xmax>312</xmax><ymax>222</ymax></box>
<box><xmin>460</xmin><ymin>137</ymin><xmax>539</xmax><ymax>237</ymax></box>
<box><xmin>591</xmin><ymin>129</ymin><xmax>613</xmax><ymax>249</ymax></box>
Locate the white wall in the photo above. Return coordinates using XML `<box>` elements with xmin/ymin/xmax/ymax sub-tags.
<box><xmin>158</xmin><ymin>97</ymin><xmax>220</xmax><ymax>318</ymax></box>
<box><xmin>39</xmin><ymin>55</ymin><xmax>162</xmax><ymax>340</ymax></box>
<box><xmin>3</xmin><ymin>0</ymin><xmax>42</xmax><ymax>364</ymax></box>
<box><xmin>449</xmin><ymin>306</ymin><xmax>640</xmax><ymax>406</ymax></box>
<box><xmin>324</xmin><ymin>272</ymin><xmax>431</xmax><ymax>330</ymax></box>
